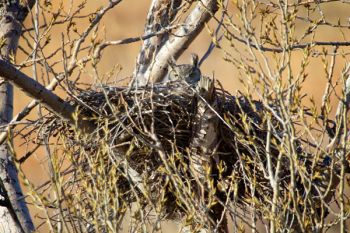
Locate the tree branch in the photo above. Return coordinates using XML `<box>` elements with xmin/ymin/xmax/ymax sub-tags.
<box><xmin>0</xmin><ymin>1</ymin><xmax>35</xmax><ymax>232</ymax></box>
<box><xmin>0</xmin><ymin>60</ymin><xmax>93</xmax><ymax>131</ymax></box>
<box><xmin>139</xmin><ymin>0</ymin><xmax>219</xmax><ymax>86</ymax></box>
<box><xmin>132</xmin><ymin>0</ymin><xmax>183</xmax><ymax>87</ymax></box>
<box><xmin>227</xmin><ymin>30</ymin><xmax>350</xmax><ymax>53</ymax></box>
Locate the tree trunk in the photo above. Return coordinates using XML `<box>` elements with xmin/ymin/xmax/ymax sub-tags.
<box><xmin>142</xmin><ymin>0</ymin><xmax>219</xmax><ymax>85</ymax></box>
<box><xmin>0</xmin><ymin>2</ymin><xmax>34</xmax><ymax>232</ymax></box>
<box><xmin>132</xmin><ymin>0</ymin><xmax>182</xmax><ymax>87</ymax></box>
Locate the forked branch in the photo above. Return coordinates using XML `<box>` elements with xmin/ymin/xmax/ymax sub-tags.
<box><xmin>134</xmin><ymin>0</ymin><xmax>219</xmax><ymax>86</ymax></box>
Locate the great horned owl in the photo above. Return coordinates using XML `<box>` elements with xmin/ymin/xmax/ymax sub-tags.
<box><xmin>167</xmin><ymin>54</ymin><xmax>201</xmax><ymax>86</ymax></box>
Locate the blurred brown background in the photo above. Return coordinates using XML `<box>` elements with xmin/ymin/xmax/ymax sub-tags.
<box><xmin>11</xmin><ymin>0</ymin><xmax>350</xmax><ymax>232</ymax></box>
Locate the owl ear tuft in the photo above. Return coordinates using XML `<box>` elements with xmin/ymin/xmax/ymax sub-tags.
<box><xmin>190</xmin><ymin>53</ymin><xmax>199</xmax><ymax>67</ymax></box>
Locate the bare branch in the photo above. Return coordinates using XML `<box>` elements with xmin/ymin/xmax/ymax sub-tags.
<box><xmin>227</xmin><ymin>31</ymin><xmax>350</xmax><ymax>53</ymax></box>
<box><xmin>133</xmin><ymin>0</ymin><xmax>182</xmax><ymax>85</ymax></box>
<box><xmin>0</xmin><ymin>2</ymin><xmax>35</xmax><ymax>232</ymax></box>
<box><xmin>138</xmin><ymin>0</ymin><xmax>219</xmax><ymax>86</ymax></box>
<box><xmin>93</xmin><ymin>25</ymin><xmax>179</xmax><ymax>60</ymax></box>
<box><xmin>69</xmin><ymin>0</ymin><xmax>123</xmax><ymax>71</ymax></box>
<box><xmin>0</xmin><ymin>60</ymin><xmax>91</xmax><ymax>130</ymax></box>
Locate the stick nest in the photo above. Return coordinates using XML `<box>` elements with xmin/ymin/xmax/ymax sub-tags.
<box><xmin>38</xmin><ymin>81</ymin><xmax>335</xmax><ymax>229</ymax></box>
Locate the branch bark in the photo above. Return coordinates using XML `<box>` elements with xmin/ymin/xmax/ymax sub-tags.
<box><xmin>137</xmin><ymin>0</ymin><xmax>219</xmax><ymax>86</ymax></box>
<box><xmin>0</xmin><ymin>2</ymin><xmax>35</xmax><ymax>232</ymax></box>
<box><xmin>0</xmin><ymin>60</ymin><xmax>94</xmax><ymax>131</ymax></box>
<box><xmin>132</xmin><ymin>0</ymin><xmax>182</xmax><ymax>87</ymax></box>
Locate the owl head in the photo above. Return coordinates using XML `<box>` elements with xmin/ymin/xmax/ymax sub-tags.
<box><xmin>168</xmin><ymin>53</ymin><xmax>201</xmax><ymax>85</ymax></box>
